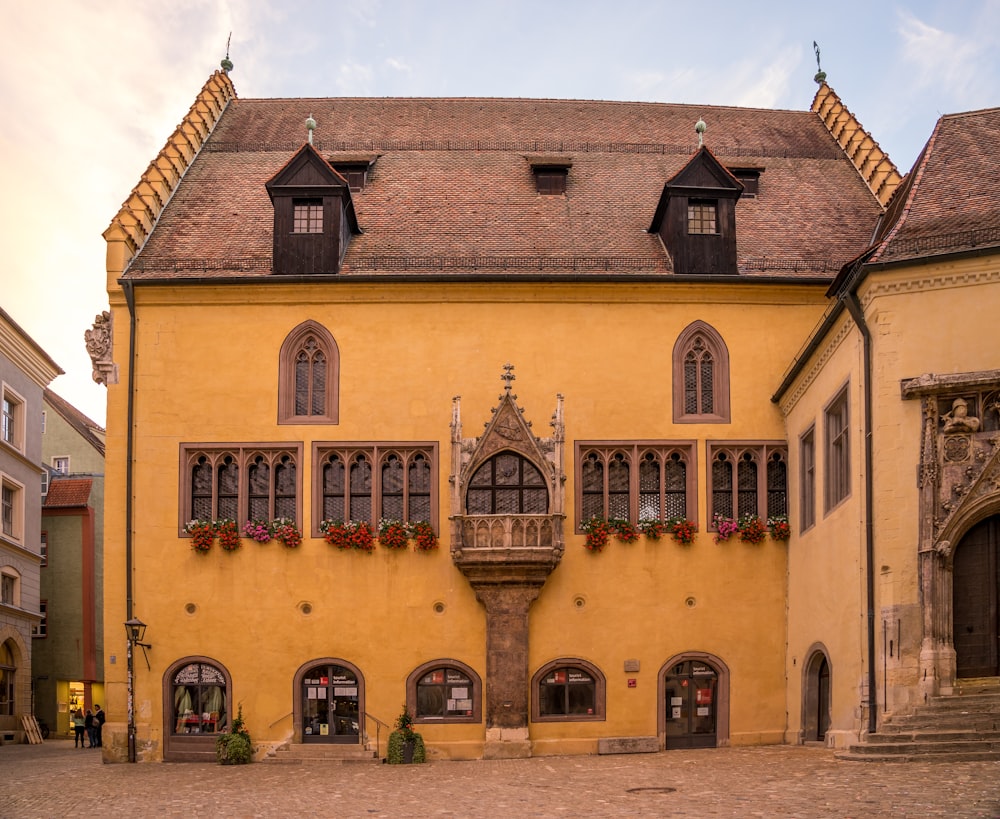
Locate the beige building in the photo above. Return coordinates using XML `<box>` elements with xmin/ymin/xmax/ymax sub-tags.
<box><xmin>92</xmin><ymin>62</ymin><xmax>999</xmax><ymax>762</ymax></box>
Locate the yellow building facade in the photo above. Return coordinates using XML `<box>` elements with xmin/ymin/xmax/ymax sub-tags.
<box><xmin>94</xmin><ymin>66</ymin><xmax>1000</xmax><ymax>762</ymax></box>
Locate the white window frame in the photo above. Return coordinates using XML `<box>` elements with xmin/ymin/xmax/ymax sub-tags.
<box><xmin>1</xmin><ymin>475</ymin><xmax>25</xmax><ymax>543</ymax></box>
<box><xmin>52</xmin><ymin>456</ymin><xmax>70</xmax><ymax>475</ymax></box>
<box><xmin>1</xmin><ymin>384</ymin><xmax>25</xmax><ymax>453</ymax></box>
<box><xmin>0</xmin><ymin>568</ymin><xmax>19</xmax><ymax>607</ymax></box>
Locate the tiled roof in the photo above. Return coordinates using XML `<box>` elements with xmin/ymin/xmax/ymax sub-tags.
<box><xmin>871</xmin><ymin>107</ymin><xmax>1000</xmax><ymax>265</ymax></box>
<box><xmin>124</xmin><ymin>95</ymin><xmax>885</xmax><ymax>280</ymax></box>
<box><xmin>44</xmin><ymin>389</ymin><xmax>106</xmax><ymax>457</ymax></box>
<box><xmin>44</xmin><ymin>478</ymin><xmax>92</xmax><ymax>508</ymax></box>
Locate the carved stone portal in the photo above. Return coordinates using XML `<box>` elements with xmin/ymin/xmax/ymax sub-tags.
<box><xmin>901</xmin><ymin>372</ymin><xmax>1000</xmax><ymax>697</ymax></box>
<box><xmin>449</xmin><ymin>364</ymin><xmax>565</xmax><ymax>758</ymax></box>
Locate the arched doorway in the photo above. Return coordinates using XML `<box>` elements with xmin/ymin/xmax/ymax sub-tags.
<box><xmin>162</xmin><ymin>657</ymin><xmax>232</xmax><ymax>762</ymax></box>
<box><xmin>659</xmin><ymin>653</ymin><xmax>730</xmax><ymax>749</ymax></box>
<box><xmin>294</xmin><ymin>659</ymin><xmax>363</xmax><ymax>744</ymax></box>
<box><xmin>954</xmin><ymin>516</ymin><xmax>1000</xmax><ymax>678</ymax></box>
<box><xmin>801</xmin><ymin>648</ymin><xmax>831</xmax><ymax>742</ymax></box>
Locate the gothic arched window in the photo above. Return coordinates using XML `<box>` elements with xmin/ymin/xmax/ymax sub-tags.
<box><xmin>672</xmin><ymin>321</ymin><xmax>730</xmax><ymax>423</ymax></box>
<box><xmin>278</xmin><ymin>321</ymin><xmax>339</xmax><ymax>424</ymax></box>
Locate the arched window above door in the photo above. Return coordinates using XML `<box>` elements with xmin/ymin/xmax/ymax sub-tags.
<box><xmin>672</xmin><ymin>321</ymin><xmax>730</xmax><ymax>423</ymax></box>
<box><xmin>278</xmin><ymin>321</ymin><xmax>339</xmax><ymax>424</ymax></box>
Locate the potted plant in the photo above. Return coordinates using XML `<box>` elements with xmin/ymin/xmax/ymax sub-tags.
<box><xmin>378</xmin><ymin>519</ymin><xmax>409</xmax><ymax>550</ymax></box>
<box><xmin>216</xmin><ymin>703</ymin><xmax>252</xmax><ymax>765</ymax></box>
<box><xmin>347</xmin><ymin>520</ymin><xmax>376</xmax><ymax>552</ymax></box>
<box><xmin>581</xmin><ymin>517</ymin><xmax>612</xmax><ymax>552</ymax></box>
<box><xmin>768</xmin><ymin>515</ymin><xmax>791</xmax><ymax>542</ymax></box>
<box><xmin>738</xmin><ymin>514</ymin><xmax>767</xmax><ymax>544</ymax></box>
<box><xmin>243</xmin><ymin>519</ymin><xmax>273</xmax><ymax>543</ymax></box>
<box><xmin>667</xmin><ymin>516</ymin><xmax>698</xmax><ymax>545</ymax></box>
<box><xmin>185</xmin><ymin>520</ymin><xmax>214</xmax><ymax>553</ymax></box>
<box><xmin>320</xmin><ymin>519</ymin><xmax>348</xmax><ymax>549</ymax></box>
<box><xmin>215</xmin><ymin>519</ymin><xmax>241</xmax><ymax>552</ymax></box>
<box><xmin>613</xmin><ymin>519</ymin><xmax>640</xmax><ymax>544</ymax></box>
<box><xmin>272</xmin><ymin>517</ymin><xmax>302</xmax><ymax>548</ymax></box>
<box><xmin>386</xmin><ymin>706</ymin><xmax>425</xmax><ymax>764</ymax></box>
<box><xmin>639</xmin><ymin>519</ymin><xmax>667</xmax><ymax>541</ymax></box>
<box><xmin>409</xmin><ymin>520</ymin><xmax>438</xmax><ymax>551</ymax></box>
<box><xmin>712</xmin><ymin>513</ymin><xmax>738</xmax><ymax>543</ymax></box>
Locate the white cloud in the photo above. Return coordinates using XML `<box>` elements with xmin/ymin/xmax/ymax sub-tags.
<box><xmin>897</xmin><ymin>11</ymin><xmax>984</xmax><ymax>99</ymax></box>
<box><xmin>385</xmin><ymin>56</ymin><xmax>412</xmax><ymax>74</ymax></box>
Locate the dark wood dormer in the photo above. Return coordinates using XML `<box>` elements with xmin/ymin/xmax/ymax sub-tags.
<box><xmin>265</xmin><ymin>143</ymin><xmax>361</xmax><ymax>275</ymax></box>
<box><xmin>649</xmin><ymin>147</ymin><xmax>743</xmax><ymax>275</ymax></box>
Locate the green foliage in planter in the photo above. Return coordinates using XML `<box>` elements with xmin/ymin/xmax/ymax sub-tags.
<box><xmin>216</xmin><ymin>731</ymin><xmax>252</xmax><ymax>764</ymax></box>
<box><xmin>216</xmin><ymin>702</ymin><xmax>253</xmax><ymax>764</ymax></box>
<box><xmin>386</xmin><ymin>729</ymin><xmax>426</xmax><ymax>764</ymax></box>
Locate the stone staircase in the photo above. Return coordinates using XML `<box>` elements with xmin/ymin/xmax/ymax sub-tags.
<box><xmin>837</xmin><ymin>678</ymin><xmax>1000</xmax><ymax>762</ymax></box>
<box><xmin>264</xmin><ymin>741</ymin><xmax>380</xmax><ymax>764</ymax></box>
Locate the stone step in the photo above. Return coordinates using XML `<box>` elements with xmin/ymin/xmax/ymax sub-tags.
<box><xmin>866</xmin><ymin>729</ymin><xmax>1000</xmax><ymax>743</ymax></box>
<box><xmin>264</xmin><ymin>742</ymin><xmax>379</xmax><ymax>764</ymax></box>
<box><xmin>881</xmin><ymin>714</ymin><xmax>1000</xmax><ymax>732</ymax></box>
<box><xmin>847</xmin><ymin>737</ymin><xmax>1000</xmax><ymax>755</ymax></box>
<box><xmin>836</xmin><ymin>748</ymin><xmax>1000</xmax><ymax>763</ymax></box>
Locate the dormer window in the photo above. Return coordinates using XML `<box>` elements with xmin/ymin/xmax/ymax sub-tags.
<box><xmin>332</xmin><ymin>164</ymin><xmax>370</xmax><ymax>192</ymax></box>
<box><xmin>730</xmin><ymin>168</ymin><xmax>762</xmax><ymax>198</ymax></box>
<box><xmin>293</xmin><ymin>200</ymin><xmax>323</xmax><ymax>234</ymax></box>
<box><xmin>687</xmin><ymin>201</ymin><xmax>718</xmax><ymax>235</ymax></box>
<box><xmin>534</xmin><ymin>168</ymin><xmax>568</xmax><ymax>195</ymax></box>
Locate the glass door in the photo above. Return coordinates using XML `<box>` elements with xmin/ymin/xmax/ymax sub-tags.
<box><xmin>302</xmin><ymin>664</ymin><xmax>360</xmax><ymax>744</ymax></box>
<box><xmin>664</xmin><ymin>660</ymin><xmax>718</xmax><ymax>749</ymax></box>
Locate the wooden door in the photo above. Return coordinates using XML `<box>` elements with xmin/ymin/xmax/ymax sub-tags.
<box><xmin>954</xmin><ymin>518</ymin><xmax>1000</xmax><ymax>678</ymax></box>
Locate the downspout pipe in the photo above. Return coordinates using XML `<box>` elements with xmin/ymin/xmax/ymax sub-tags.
<box><xmin>841</xmin><ymin>289</ymin><xmax>877</xmax><ymax>736</ymax></box>
<box><xmin>123</xmin><ymin>280</ymin><xmax>138</xmax><ymax>761</ymax></box>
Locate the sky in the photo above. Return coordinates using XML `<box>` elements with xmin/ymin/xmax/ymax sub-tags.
<box><xmin>2</xmin><ymin>0</ymin><xmax>998</xmax><ymax>427</ymax></box>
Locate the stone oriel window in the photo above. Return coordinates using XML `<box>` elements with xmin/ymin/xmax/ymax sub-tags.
<box><xmin>708</xmin><ymin>442</ymin><xmax>787</xmax><ymax>524</ymax></box>
<box><xmin>278</xmin><ymin>321</ymin><xmax>339</xmax><ymax>424</ymax></box>
<box><xmin>312</xmin><ymin>443</ymin><xmax>438</xmax><ymax>533</ymax></box>
<box><xmin>672</xmin><ymin>321</ymin><xmax>730</xmax><ymax>424</ymax></box>
<box><xmin>180</xmin><ymin>445</ymin><xmax>302</xmax><ymax>530</ymax></box>
<box><xmin>465</xmin><ymin>451</ymin><xmax>548</xmax><ymax>515</ymax></box>
<box><xmin>407</xmin><ymin>659</ymin><xmax>482</xmax><ymax>724</ymax></box>
<box><xmin>576</xmin><ymin>442</ymin><xmax>696</xmax><ymax>529</ymax></box>
<box><xmin>532</xmin><ymin>658</ymin><xmax>606</xmax><ymax>721</ymax></box>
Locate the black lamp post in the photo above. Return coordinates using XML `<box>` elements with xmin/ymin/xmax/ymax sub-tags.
<box><xmin>124</xmin><ymin>618</ymin><xmax>149</xmax><ymax>763</ymax></box>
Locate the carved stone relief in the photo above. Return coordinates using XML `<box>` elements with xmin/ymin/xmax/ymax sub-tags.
<box><xmin>85</xmin><ymin>310</ymin><xmax>118</xmax><ymax>385</ymax></box>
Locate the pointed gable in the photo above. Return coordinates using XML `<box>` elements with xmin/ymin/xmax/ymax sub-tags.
<box><xmin>649</xmin><ymin>146</ymin><xmax>743</xmax><ymax>276</ymax></box>
<box><xmin>265</xmin><ymin>142</ymin><xmax>361</xmax><ymax>275</ymax></box>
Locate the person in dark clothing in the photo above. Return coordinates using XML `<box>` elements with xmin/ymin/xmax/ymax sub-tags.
<box><xmin>84</xmin><ymin>709</ymin><xmax>96</xmax><ymax>748</ymax></box>
<box><xmin>94</xmin><ymin>705</ymin><xmax>106</xmax><ymax>747</ymax></box>
<box><xmin>72</xmin><ymin>709</ymin><xmax>85</xmax><ymax>747</ymax></box>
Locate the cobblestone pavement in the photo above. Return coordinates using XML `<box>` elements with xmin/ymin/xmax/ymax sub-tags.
<box><xmin>3</xmin><ymin>739</ymin><xmax>1000</xmax><ymax>818</ymax></box>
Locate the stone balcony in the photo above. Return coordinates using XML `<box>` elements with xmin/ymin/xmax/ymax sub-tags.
<box><xmin>450</xmin><ymin>514</ymin><xmax>564</xmax><ymax>585</ymax></box>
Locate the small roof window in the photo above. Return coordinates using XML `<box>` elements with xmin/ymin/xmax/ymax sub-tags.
<box><xmin>526</xmin><ymin>155</ymin><xmax>573</xmax><ymax>196</ymax></box>
<box><xmin>729</xmin><ymin>168</ymin><xmax>762</xmax><ymax>198</ymax></box>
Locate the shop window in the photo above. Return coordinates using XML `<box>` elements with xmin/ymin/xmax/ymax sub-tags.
<box><xmin>576</xmin><ymin>442</ymin><xmax>696</xmax><ymax>528</ymax></box>
<box><xmin>313</xmin><ymin>443</ymin><xmax>438</xmax><ymax>532</ymax></box>
<box><xmin>672</xmin><ymin>321</ymin><xmax>730</xmax><ymax>423</ymax></box>
<box><xmin>171</xmin><ymin>661</ymin><xmax>228</xmax><ymax>735</ymax></box>
<box><xmin>407</xmin><ymin>660</ymin><xmax>482</xmax><ymax>724</ymax></box>
<box><xmin>279</xmin><ymin>321</ymin><xmax>340</xmax><ymax>424</ymax></box>
<box><xmin>532</xmin><ymin>659</ymin><xmax>605</xmax><ymax>721</ymax></box>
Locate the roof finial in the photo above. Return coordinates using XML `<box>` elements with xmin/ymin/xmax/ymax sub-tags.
<box><xmin>813</xmin><ymin>41</ymin><xmax>826</xmax><ymax>84</ymax></box>
<box><xmin>501</xmin><ymin>362</ymin><xmax>516</xmax><ymax>392</ymax></box>
<box><xmin>305</xmin><ymin>114</ymin><xmax>317</xmax><ymax>145</ymax></box>
<box><xmin>695</xmin><ymin>118</ymin><xmax>707</xmax><ymax>148</ymax></box>
<box><xmin>221</xmin><ymin>32</ymin><xmax>234</xmax><ymax>74</ymax></box>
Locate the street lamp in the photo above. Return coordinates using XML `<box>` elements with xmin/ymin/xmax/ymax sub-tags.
<box><xmin>124</xmin><ymin>618</ymin><xmax>150</xmax><ymax>763</ymax></box>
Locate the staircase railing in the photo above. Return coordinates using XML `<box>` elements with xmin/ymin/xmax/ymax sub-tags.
<box><xmin>364</xmin><ymin>711</ymin><xmax>391</xmax><ymax>759</ymax></box>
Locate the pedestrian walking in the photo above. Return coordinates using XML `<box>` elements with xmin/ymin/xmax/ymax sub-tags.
<box><xmin>72</xmin><ymin>709</ymin><xmax>85</xmax><ymax>748</ymax></box>
<box><xmin>94</xmin><ymin>704</ymin><xmax>105</xmax><ymax>747</ymax></box>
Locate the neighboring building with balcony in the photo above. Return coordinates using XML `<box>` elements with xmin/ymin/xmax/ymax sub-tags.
<box><xmin>94</xmin><ymin>62</ymin><xmax>1000</xmax><ymax>763</ymax></box>
<box><xmin>33</xmin><ymin>389</ymin><xmax>105</xmax><ymax>737</ymax></box>
<box><xmin>0</xmin><ymin>307</ymin><xmax>62</xmax><ymax>743</ymax></box>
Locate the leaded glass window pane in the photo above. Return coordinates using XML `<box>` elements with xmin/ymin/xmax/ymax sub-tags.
<box><xmin>684</xmin><ymin>354</ymin><xmax>698</xmax><ymax>414</ymax></box>
<box><xmin>248</xmin><ymin>458</ymin><xmax>270</xmax><ymax>521</ymax></box>
<box><xmin>767</xmin><ymin>453</ymin><xmax>788</xmax><ymax>518</ymax></box>
<box><xmin>274</xmin><ymin>457</ymin><xmax>296</xmax><ymax>519</ymax></box>
<box><xmin>737</xmin><ymin>453</ymin><xmax>758</xmax><ymax>517</ymax></box>
<box><xmin>217</xmin><ymin>457</ymin><xmax>238</xmax><ymax>521</ymax></box>
<box><xmin>639</xmin><ymin>453</ymin><xmax>659</xmax><ymax>520</ymax></box>
<box><xmin>349</xmin><ymin>456</ymin><xmax>372</xmax><ymax>521</ymax></box>
<box><xmin>700</xmin><ymin>354</ymin><xmax>714</xmax><ymax>414</ymax></box>
<box><xmin>382</xmin><ymin>456</ymin><xmax>404</xmax><ymax>520</ymax></box>
<box><xmin>664</xmin><ymin>454</ymin><xmax>687</xmax><ymax>518</ymax></box>
<box><xmin>712</xmin><ymin>455</ymin><xmax>733</xmax><ymax>519</ymax></box>
<box><xmin>608</xmin><ymin>455</ymin><xmax>629</xmax><ymax>519</ymax></box>
<box><xmin>191</xmin><ymin>458</ymin><xmax>213</xmax><ymax>521</ymax></box>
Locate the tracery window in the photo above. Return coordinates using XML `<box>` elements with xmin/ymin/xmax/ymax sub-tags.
<box><xmin>672</xmin><ymin>321</ymin><xmax>730</xmax><ymax>423</ymax></box>
<box><xmin>278</xmin><ymin>321</ymin><xmax>339</xmax><ymax>424</ymax></box>
<box><xmin>313</xmin><ymin>443</ymin><xmax>437</xmax><ymax>531</ymax></box>
<box><xmin>180</xmin><ymin>445</ymin><xmax>302</xmax><ymax>530</ymax></box>
<box><xmin>576</xmin><ymin>442</ymin><xmax>696</xmax><ymax>528</ymax></box>
<box><xmin>465</xmin><ymin>451</ymin><xmax>548</xmax><ymax>515</ymax></box>
<box><xmin>708</xmin><ymin>443</ymin><xmax>787</xmax><ymax>524</ymax></box>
